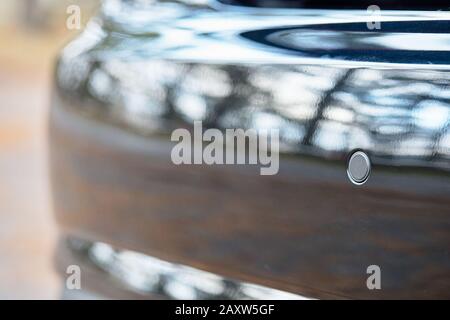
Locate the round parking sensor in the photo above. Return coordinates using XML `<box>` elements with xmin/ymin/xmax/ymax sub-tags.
<box><xmin>347</xmin><ymin>151</ymin><xmax>371</xmax><ymax>185</ymax></box>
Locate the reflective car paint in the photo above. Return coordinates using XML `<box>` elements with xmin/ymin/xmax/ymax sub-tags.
<box><xmin>50</xmin><ymin>0</ymin><xmax>450</xmax><ymax>299</ymax></box>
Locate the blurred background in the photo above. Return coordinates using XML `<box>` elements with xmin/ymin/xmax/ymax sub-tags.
<box><xmin>0</xmin><ymin>0</ymin><xmax>98</xmax><ymax>299</ymax></box>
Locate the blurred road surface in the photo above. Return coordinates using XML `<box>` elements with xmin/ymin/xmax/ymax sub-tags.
<box><xmin>0</xmin><ymin>23</ymin><xmax>73</xmax><ymax>299</ymax></box>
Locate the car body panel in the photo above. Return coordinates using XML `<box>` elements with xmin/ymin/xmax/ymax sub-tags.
<box><xmin>50</xmin><ymin>0</ymin><xmax>450</xmax><ymax>299</ymax></box>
